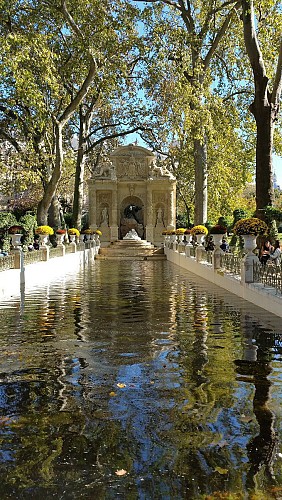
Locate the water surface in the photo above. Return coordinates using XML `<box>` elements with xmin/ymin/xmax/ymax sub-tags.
<box><xmin>0</xmin><ymin>260</ymin><xmax>282</xmax><ymax>499</ymax></box>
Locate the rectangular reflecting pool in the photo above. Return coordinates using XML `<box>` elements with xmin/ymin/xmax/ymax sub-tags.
<box><xmin>0</xmin><ymin>259</ymin><xmax>282</xmax><ymax>499</ymax></box>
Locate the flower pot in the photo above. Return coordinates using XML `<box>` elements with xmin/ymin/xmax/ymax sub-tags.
<box><xmin>56</xmin><ymin>234</ymin><xmax>65</xmax><ymax>245</ymax></box>
<box><xmin>39</xmin><ymin>234</ymin><xmax>49</xmax><ymax>246</ymax></box>
<box><xmin>69</xmin><ymin>234</ymin><xmax>76</xmax><ymax>243</ymax></box>
<box><xmin>242</xmin><ymin>234</ymin><xmax>257</xmax><ymax>255</ymax></box>
<box><xmin>212</xmin><ymin>234</ymin><xmax>223</xmax><ymax>248</ymax></box>
<box><xmin>195</xmin><ymin>234</ymin><xmax>205</xmax><ymax>246</ymax></box>
<box><xmin>10</xmin><ymin>233</ymin><xmax>22</xmax><ymax>249</ymax></box>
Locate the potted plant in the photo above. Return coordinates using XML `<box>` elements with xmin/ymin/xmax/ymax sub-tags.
<box><xmin>68</xmin><ymin>228</ymin><xmax>80</xmax><ymax>243</ymax></box>
<box><xmin>190</xmin><ymin>225</ymin><xmax>208</xmax><ymax>236</ymax></box>
<box><xmin>209</xmin><ymin>224</ymin><xmax>227</xmax><ymax>247</ymax></box>
<box><xmin>233</xmin><ymin>217</ymin><xmax>268</xmax><ymax>236</ymax></box>
<box><xmin>209</xmin><ymin>224</ymin><xmax>227</xmax><ymax>234</ymax></box>
<box><xmin>35</xmin><ymin>225</ymin><xmax>54</xmax><ymax>235</ymax></box>
<box><xmin>8</xmin><ymin>225</ymin><xmax>24</xmax><ymax>235</ymax></box>
<box><xmin>8</xmin><ymin>225</ymin><xmax>24</xmax><ymax>248</ymax></box>
<box><xmin>80</xmin><ymin>228</ymin><xmax>93</xmax><ymax>241</ymax></box>
<box><xmin>175</xmin><ymin>228</ymin><xmax>186</xmax><ymax>243</ymax></box>
<box><xmin>56</xmin><ymin>228</ymin><xmax>67</xmax><ymax>244</ymax></box>
<box><xmin>233</xmin><ymin>218</ymin><xmax>268</xmax><ymax>255</ymax></box>
<box><xmin>35</xmin><ymin>225</ymin><xmax>54</xmax><ymax>246</ymax></box>
<box><xmin>190</xmin><ymin>225</ymin><xmax>208</xmax><ymax>244</ymax></box>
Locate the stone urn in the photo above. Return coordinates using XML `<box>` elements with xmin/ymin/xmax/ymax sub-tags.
<box><xmin>194</xmin><ymin>234</ymin><xmax>206</xmax><ymax>246</ymax></box>
<box><xmin>10</xmin><ymin>234</ymin><xmax>22</xmax><ymax>249</ymax></box>
<box><xmin>242</xmin><ymin>234</ymin><xmax>257</xmax><ymax>255</ymax></box>
<box><xmin>212</xmin><ymin>234</ymin><xmax>224</xmax><ymax>248</ymax></box>
<box><xmin>69</xmin><ymin>234</ymin><xmax>76</xmax><ymax>243</ymax></box>
<box><xmin>56</xmin><ymin>233</ymin><xmax>66</xmax><ymax>245</ymax></box>
<box><xmin>39</xmin><ymin>234</ymin><xmax>49</xmax><ymax>246</ymax></box>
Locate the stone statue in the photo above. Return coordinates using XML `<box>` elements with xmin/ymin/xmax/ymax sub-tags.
<box><xmin>156</xmin><ymin>207</ymin><xmax>164</xmax><ymax>226</ymax></box>
<box><xmin>149</xmin><ymin>160</ymin><xmax>173</xmax><ymax>179</ymax></box>
<box><xmin>94</xmin><ymin>160</ymin><xmax>114</xmax><ymax>178</ymax></box>
<box><xmin>101</xmin><ymin>207</ymin><xmax>109</xmax><ymax>226</ymax></box>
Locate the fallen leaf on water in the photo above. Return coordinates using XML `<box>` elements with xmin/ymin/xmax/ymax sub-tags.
<box><xmin>115</xmin><ymin>469</ymin><xmax>127</xmax><ymax>476</ymax></box>
<box><xmin>214</xmin><ymin>466</ymin><xmax>229</xmax><ymax>475</ymax></box>
<box><xmin>218</xmin><ymin>440</ymin><xmax>228</xmax><ymax>448</ymax></box>
<box><xmin>0</xmin><ymin>416</ymin><xmax>13</xmax><ymax>426</ymax></box>
<box><xmin>240</xmin><ymin>415</ymin><xmax>253</xmax><ymax>423</ymax></box>
<box><xmin>109</xmin><ymin>392</ymin><xmax>116</xmax><ymax>397</ymax></box>
<box><xmin>116</xmin><ymin>383</ymin><xmax>126</xmax><ymax>388</ymax></box>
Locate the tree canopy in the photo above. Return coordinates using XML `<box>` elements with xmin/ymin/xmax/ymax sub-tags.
<box><xmin>0</xmin><ymin>0</ymin><xmax>282</xmax><ymax>225</ymax></box>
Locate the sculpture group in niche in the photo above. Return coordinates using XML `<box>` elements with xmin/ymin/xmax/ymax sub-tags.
<box><xmin>120</xmin><ymin>204</ymin><xmax>144</xmax><ymax>239</ymax></box>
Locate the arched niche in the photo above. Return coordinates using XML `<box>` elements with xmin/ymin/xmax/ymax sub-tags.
<box><xmin>120</xmin><ymin>196</ymin><xmax>144</xmax><ymax>239</ymax></box>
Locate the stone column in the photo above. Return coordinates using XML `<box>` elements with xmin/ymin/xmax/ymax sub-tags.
<box><xmin>146</xmin><ymin>185</ymin><xmax>153</xmax><ymax>225</ymax></box>
<box><xmin>110</xmin><ymin>184</ymin><xmax>119</xmax><ymax>241</ymax></box>
<box><xmin>145</xmin><ymin>183</ymin><xmax>154</xmax><ymax>242</ymax></box>
<box><xmin>88</xmin><ymin>180</ymin><xmax>97</xmax><ymax>228</ymax></box>
<box><xmin>168</xmin><ymin>187</ymin><xmax>175</xmax><ymax>228</ymax></box>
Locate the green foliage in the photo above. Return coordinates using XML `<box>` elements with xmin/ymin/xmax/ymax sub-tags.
<box><xmin>176</xmin><ymin>213</ymin><xmax>188</xmax><ymax>229</ymax></box>
<box><xmin>232</xmin><ymin>209</ymin><xmax>249</xmax><ymax>225</ymax></box>
<box><xmin>264</xmin><ymin>205</ymin><xmax>282</xmax><ymax>223</ymax></box>
<box><xmin>0</xmin><ymin>212</ymin><xmax>17</xmax><ymax>230</ymax></box>
<box><xmin>19</xmin><ymin>213</ymin><xmax>37</xmax><ymax>244</ymax></box>
<box><xmin>268</xmin><ymin>220</ymin><xmax>279</xmax><ymax>241</ymax></box>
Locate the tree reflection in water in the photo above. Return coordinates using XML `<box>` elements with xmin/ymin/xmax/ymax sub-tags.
<box><xmin>235</xmin><ymin>317</ymin><xmax>278</xmax><ymax>493</ymax></box>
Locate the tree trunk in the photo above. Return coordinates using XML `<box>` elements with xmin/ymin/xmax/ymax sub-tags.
<box><xmin>37</xmin><ymin>122</ymin><xmax>63</xmax><ymax>225</ymax></box>
<box><xmin>48</xmin><ymin>196</ymin><xmax>62</xmax><ymax>228</ymax></box>
<box><xmin>72</xmin><ymin>145</ymin><xmax>86</xmax><ymax>230</ymax></box>
<box><xmin>252</xmin><ymin>100</ymin><xmax>274</xmax><ymax>213</ymax></box>
<box><xmin>241</xmin><ymin>0</ymin><xmax>280</xmax><ymax>216</ymax></box>
<box><xmin>193</xmin><ymin>137</ymin><xmax>208</xmax><ymax>224</ymax></box>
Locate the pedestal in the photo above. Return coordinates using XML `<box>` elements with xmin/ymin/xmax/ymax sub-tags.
<box><xmin>241</xmin><ymin>235</ymin><xmax>259</xmax><ymax>283</ymax></box>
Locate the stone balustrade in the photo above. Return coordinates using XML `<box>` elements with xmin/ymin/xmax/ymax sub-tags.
<box><xmin>164</xmin><ymin>234</ymin><xmax>282</xmax><ymax>318</ymax></box>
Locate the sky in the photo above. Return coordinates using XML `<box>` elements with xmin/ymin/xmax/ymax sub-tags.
<box><xmin>273</xmin><ymin>155</ymin><xmax>282</xmax><ymax>188</ymax></box>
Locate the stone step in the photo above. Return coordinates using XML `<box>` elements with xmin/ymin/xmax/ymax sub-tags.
<box><xmin>96</xmin><ymin>239</ymin><xmax>166</xmax><ymax>260</ymax></box>
<box><xmin>95</xmin><ymin>254</ymin><xmax>167</xmax><ymax>261</ymax></box>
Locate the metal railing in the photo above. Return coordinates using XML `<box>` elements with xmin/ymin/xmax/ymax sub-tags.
<box><xmin>0</xmin><ymin>254</ymin><xmax>16</xmax><ymax>271</ymax></box>
<box><xmin>220</xmin><ymin>253</ymin><xmax>242</xmax><ymax>275</ymax></box>
<box><xmin>49</xmin><ymin>247</ymin><xmax>65</xmax><ymax>259</ymax></box>
<box><xmin>0</xmin><ymin>240</ymin><xmax>97</xmax><ymax>273</ymax></box>
<box><xmin>23</xmin><ymin>249</ymin><xmax>45</xmax><ymax>264</ymax></box>
<box><xmin>253</xmin><ymin>261</ymin><xmax>282</xmax><ymax>294</ymax></box>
